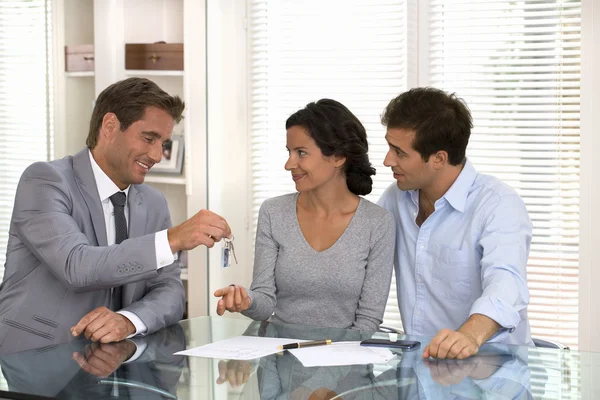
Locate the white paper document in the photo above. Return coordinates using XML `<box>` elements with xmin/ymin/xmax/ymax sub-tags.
<box><xmin>174</xmin><ymin>336</ymin><xmax>308</xmax><ymax>360</ymax></box>
<box><xmin>289</xmin><ymin>341</ymin><xmax>395</xmax><ymax>367</ymax></box>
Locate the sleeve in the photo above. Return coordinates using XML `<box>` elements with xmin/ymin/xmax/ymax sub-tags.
<box><xmin>117</xmin><ymin>310</ymin><xmax>148</xmax><ymax>337</ymax></box>
<box><xmin>12</xmin><ymin>162</ymin><xmax>160</xmax><ymax>293</ymax></box>
<box><xmin>352</xmin><ymin>210</ymin><xmax>396</xmax><ymax>331</ymax></box>
<box><xmin>154</xmin><ymin>229</ymin><xmax>176</xmax><ymax>269</ymax></box>
<box><xmin>469</xmin><ymin>194</ymin><xmax>532</xmax><ymax>334</ymax></box>
<box><xmin>241</xmin><ymin>201</ymin><xmax>279</xmax><ymax>321</ymax></box>
<box><xmin>119</xmin><ymin>194</ymin><xmax>185</xmax><ymax>333</ymax></box>
<box><xmin>377</xmin><ymin>183</ymin><xmax>395</xmax><ymax>211</ymax></box>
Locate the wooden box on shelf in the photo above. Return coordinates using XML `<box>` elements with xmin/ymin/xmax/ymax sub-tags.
<box><xmin>125</xmin><ymin>43</ymin><xmax>184</xmax><ymax>71</ymax></box>
<box><xmin>65</xmin><ymin>44</ymin><xmax>95</xmax><ymax>72</ymax></box>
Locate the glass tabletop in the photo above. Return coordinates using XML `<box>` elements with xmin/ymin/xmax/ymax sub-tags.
<box><xmin>0</xmin><ymin>316</ymin><xmax>595</xmax><ymax>399</ymax></box>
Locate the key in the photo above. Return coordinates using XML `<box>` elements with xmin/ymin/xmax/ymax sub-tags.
<box><xmin>222</xmin><ymin>236</ymin><xmax>238</xmax><ymax>268</ymax></box>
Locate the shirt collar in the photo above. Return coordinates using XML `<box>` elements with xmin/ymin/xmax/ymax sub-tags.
<box><xmin>440</xmin><ymin>159</ymin><xmax>477</xmax><ymax>213</ymax></box>
<box><xmin>407</xmin><ymin>159</ymin><xmax>477</xmax><ymax>213</ymax></box>
<box><xmin>88</xmin><ymin>149</ymin><xmax>130</xmax><ymax>202</ymax></box>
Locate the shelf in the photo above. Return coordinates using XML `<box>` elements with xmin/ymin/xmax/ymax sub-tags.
<box><xmin>65</xmin><ymin>71</ymin><xmax>95</xmax><ymax>77</ymax></box>
<box><xmin>144</xmin><ymin>174</ymin><xmax>186</xmax><ymax>185</ymax></box>
<box><xmin>124</xmin><ymin>70</ymin><xmax>184</xmax><ymax>77</ymax></box>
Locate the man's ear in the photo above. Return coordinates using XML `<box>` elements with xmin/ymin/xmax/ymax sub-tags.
<box><xmin>100</xmin><ymin>113</ymin><xmax>120</xmax><ymax>142</ymax></box>
<box><xmin>432</xmin><ymin>151</ymin><xmax>448</xmax><ymax>169</ymax></box>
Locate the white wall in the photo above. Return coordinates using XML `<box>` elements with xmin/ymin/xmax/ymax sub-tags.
<box><xmin>206</xmin><ymin>0</ymin><xmax>253</xmax><ymax>316</ymax></box>
<box><xmin>578</xmin><ymin>0</ymin><xmax>600</xmax><ymax>353</ymax></box>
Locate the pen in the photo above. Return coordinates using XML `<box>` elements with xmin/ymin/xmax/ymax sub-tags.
<box><xmin>278</xmin><ymin>339</ymin><xmax>332</xmax><ymax>350</ymax></box>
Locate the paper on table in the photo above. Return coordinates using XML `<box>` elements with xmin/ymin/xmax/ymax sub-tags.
<box><xmin>289</xmin><ymin>341</ymin><xmax>395</xmax><ymax>367</ymax></box>
<box><xmin>174</xmin><ymin>336</ymin><xmax>308</xmax><ymax>360</ymax></box>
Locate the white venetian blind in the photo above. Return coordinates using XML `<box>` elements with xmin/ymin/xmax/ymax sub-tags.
<box><xmin>248</xmin><ymin>0</ymin><xmax>405</xmax><ymax>329</ymax></box>
<box><xmin>0</xmin><ymin>0</ymin><xmax>53</xmax><ymax>282</ymax></box>
<box><xmin>428</xmin><ymin>0</ymin><xmax>581</xmax><ymax>348</ymax></box>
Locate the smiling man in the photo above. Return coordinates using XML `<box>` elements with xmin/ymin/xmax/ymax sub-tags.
<box><xmin>0</xmin><ymin>78</ymin><xmax>231</xmax><ymax>353</ymax></box>
<box><xmin>378</xmin><ymin>87</ymin><xmax>534</xmax><ymax>360</ymax></box>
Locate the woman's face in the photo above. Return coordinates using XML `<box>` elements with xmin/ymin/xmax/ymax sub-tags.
<box><xmin>284</xmin><ymin>125</ymin><xmax>344</xmax><ymax>192</ymax></box>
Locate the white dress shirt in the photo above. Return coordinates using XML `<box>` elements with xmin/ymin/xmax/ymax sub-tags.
<box><xmin>88</xmin><ymin>150</ymin><xmax>175</xmax><ymax>337</ymax></box>
<box><xmin>378</xmin><ymin>159</ymin><xmax>533</xmax><ymax>346</ymax></box>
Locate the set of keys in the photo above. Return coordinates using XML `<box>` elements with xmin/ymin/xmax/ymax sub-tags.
<box><xmin>222</xmin><ymin>236</ymin><xmax>238</xmax><ymax>268</ymax></box>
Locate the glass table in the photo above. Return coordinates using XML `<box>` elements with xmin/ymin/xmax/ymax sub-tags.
<box><xmin>0</xmin><ymin>316</ymin><xmax>595</xmax><ymax>399</ymax></box>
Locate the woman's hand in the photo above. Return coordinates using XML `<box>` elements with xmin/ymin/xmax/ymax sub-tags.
<box><xmin>214</xmin><ymin>285</ymin><xmax>252</xmax><ymax>315</ymax></box>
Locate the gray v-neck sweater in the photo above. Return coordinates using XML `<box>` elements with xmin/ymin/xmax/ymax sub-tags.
<box><xmin>242</xmin><ymin>193</ymin><xmax>395</xmax><ymax>331</ymax></box>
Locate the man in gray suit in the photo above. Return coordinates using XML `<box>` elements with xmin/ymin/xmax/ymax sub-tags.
<box><xmin>0</xmin><ymin>77</ymin><xmax>231</xmax><ymax>354</ymax></box>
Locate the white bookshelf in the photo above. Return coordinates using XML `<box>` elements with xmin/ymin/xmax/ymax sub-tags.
<box><xmin>53</xmin><ymin>0</ymin><xmax>96</xmax><ymax>159</ymax></box>
<box><xmin>65</xmin><ymin>71</ymin><xmax>95</xmax><ymax>78</ymax></box>
<box><xmin>124</xmin><ymin>70</ymin><xmax>184</xmax><ymax>77</ymax></box>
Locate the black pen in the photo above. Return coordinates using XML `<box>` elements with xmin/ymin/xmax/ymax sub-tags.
<box><xmin>278</xmin><ymin>339</ymin><xmax>332</xmax><ymax>350</ymax></box>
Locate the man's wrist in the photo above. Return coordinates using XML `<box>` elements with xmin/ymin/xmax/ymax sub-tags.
<box><xmin>167</xmin><ymin>227</ymin><xmax>180</xmax><ymax>253</ymax></box>
<box><xmin>459</xmin><ymin>328</ymin><xmax>482</xmax><ymax>347</ymax></box>
<box><xmin>125</xmin><ymin>317</ymin><xmax>136</xmax><ymax>336</ymax></box>
<box><xmin>459</xmin><ymin>313</ymin><xmax>500</xmax><ymax>347</ymax></box>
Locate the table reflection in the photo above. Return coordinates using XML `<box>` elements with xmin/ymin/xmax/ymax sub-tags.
<box><xmin>0</xmin><ymin>317</ymin><xmax>582</xmax><ymax>399</ymax></box>
<box><xmin>0</xmin><ymin>323</ymin><xmax>185</xmax><ymax>399</ymax></box>
<box><xmin>214</xmin><ymin>320</ymin><xmax>535</xmax><ymax>400</ymax></box>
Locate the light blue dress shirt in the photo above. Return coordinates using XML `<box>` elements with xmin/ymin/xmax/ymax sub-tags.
<box><xmin>378</xmin><ymin>160</ymin><xmax>534</xmax><ymax>346</ymax></box>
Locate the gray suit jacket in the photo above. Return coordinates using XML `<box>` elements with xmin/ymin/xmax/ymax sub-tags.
<box><xmin>0</xmin><ymin>148</ymin><xmax>185</xmax><ymax>354</ymax></box>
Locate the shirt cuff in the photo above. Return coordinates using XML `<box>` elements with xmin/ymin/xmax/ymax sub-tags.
<box><xmin>123</xmin><ymin>339</ymin><xmax>148</xmax><ymax>363</ymax></box>
<box><xmin>155</xmin><ymin>229</ymin><xmax>176</xmax><ymax>270</ymax></box>
<box><xmin>117</xmin><ymin>310</ymin><xmax>148</xmax><ymax>338</ymax></box>
<box><xmin>241</xmin><ymin>287</ymin><xmax>259</xmax><ymax>315</ymax></box>
<box><xmin>469</xmin><ymin>296</ymin><xmax>522</xmax><ymax>333</ymax></box>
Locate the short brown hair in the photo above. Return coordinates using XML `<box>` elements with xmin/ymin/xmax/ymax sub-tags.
<box><xmin>381</xmin><ymin>87</ymin><xmax>472</xmax><ymax>166</ymax></box>
<box><xmin>86</xmin><ymin>77</ymin><xmax>185</xmax><ymax>149</ymax></box>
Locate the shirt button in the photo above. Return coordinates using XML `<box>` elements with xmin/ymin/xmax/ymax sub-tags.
<box><xmin>416</xmin><ymin>312</ymin><xmax>421</xmax><ymax>317</ymax></box>
<box><xmin>420</xmin><ymin>244</ymin><xmax>425</xmax><ymax>250</ymax></box>
<box><xmin>160</xmin><ymin>261</ymin><xmax>166</xmax><ymax>266</ymax></box>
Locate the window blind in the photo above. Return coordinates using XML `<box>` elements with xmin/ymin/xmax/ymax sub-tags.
<box><xmin>428</xmin><ymin>0</ymin><xmax>581</xmax><ymax>348</ymax></box>
<box><xmin>0</xmin><ymin>0</ymin><xmax>53</xmax><ymax>282</ymax></box>
<box><xmin>247</xmin><ymin>0</ymin><xmax>405</xmax><ymax>329</ymax></box>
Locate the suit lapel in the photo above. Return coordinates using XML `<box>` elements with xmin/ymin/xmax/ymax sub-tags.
<box><xmin>127</xmin><ymin>185</ymin><xmax>147</xmax><ymax>239</ymax></box>
<box><xmin>72</xmin><ymin>149</ymin><xmax>108</xmax><ymax>246</ymax></box>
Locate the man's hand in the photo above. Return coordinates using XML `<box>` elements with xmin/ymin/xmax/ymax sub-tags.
<box><xmin>424</xmin><ymin>314</ymin><xmax>501</xmax><ymax>359</ymax></box>
<box><xmin>216</xmin><ymin>360</ymin><xmax>252</xmax><ymax>387</ymax></box>
<box><xmin>168</xmin><ymin>209</ymin><xmax>232</xmax><ymax>253</ymax></box>
<box><xmin>71</xmin><ymin>306</ymin><xmax>136</xmax><ymax>343</ymax></box>
<box><xmin>214</xmin><ymin>285</ymin><xmax>251</xmax><ymax>315</ymax></box>
<box><xmin>423</xmin><ymin>329</ymin><xmax>480</xmax><ymax>360</ymax></box>
<box><xmin>72</xmin><ymin>340</ymin><xmax>136</xmax><ymax>378</ymax></box>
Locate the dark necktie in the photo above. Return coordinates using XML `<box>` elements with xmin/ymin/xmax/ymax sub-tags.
<box><xmin>109</xmin><ymin>192</ymin><xmax>127</xmax><ymax>310</ymax></box>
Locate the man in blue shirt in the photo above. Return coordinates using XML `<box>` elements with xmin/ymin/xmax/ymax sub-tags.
<box><xmin>378</xmin><ymin>87</ymin><xmax>533</xmax><ymax>360</ymax></box>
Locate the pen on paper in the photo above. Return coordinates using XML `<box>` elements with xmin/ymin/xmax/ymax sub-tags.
<box><xmin>278</xmin><ymin>339</ymin><xmax>332</xmax><ymax>350</ymax></box>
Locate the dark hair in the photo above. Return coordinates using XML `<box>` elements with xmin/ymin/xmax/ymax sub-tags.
<box><xmin>286</xmin><ymin>99</ymin><xmax>375</xmax><ymax>196</ymax></box>
<box><xmin>381</xmin><ymin>87</ymin><xmax>473</xmax><ymax>166</ymax></box>
<box><xmin>86</xmin><ymin>77</ymin><xmax>185</xmax><ymax>149</ymax></box>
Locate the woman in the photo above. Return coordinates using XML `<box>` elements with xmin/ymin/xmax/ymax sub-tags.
<box><xmin>214</xmin><ymin>99</ymin><xmax>395</xmax><ymax>331</ymax></box>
